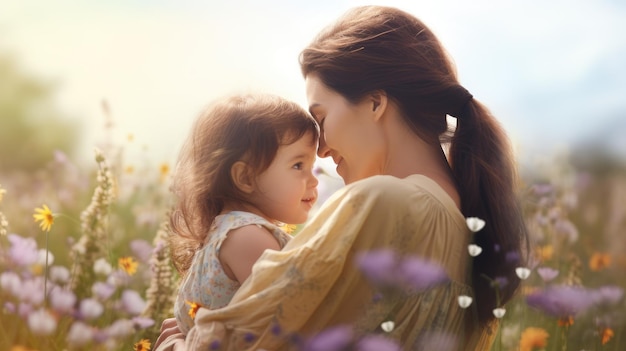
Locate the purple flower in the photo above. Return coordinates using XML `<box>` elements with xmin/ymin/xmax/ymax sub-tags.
<box><xmin>356</xmin><ymin>250</ymin><xmax>449</xmax><ymax>292</ymax></box>
<box><xmin>303</xmin><ymin>325</ymin><xmax>353</xmax><ymax>351</ymax></box>
<box><xmin>130</xmin><ymin>239</ymin><xmax>154</xmax><ymax>263</ymax></box>
<box><xmin>50</xmin><ymin>288</ymin><xmax>76</xmax><ymax>313</ymax></box>
<box><xmin>356</xmin><ymin>334</ymin><xmax>402</xmax><ymax>351</ymax></box>
<box><xmin>0</xmin><ymin>271</ymin><xmax>22</xmax><ymax>297</ymax></box>
<box><xmin>397</xmin><ymin>257</ymin><xmax>449</xmax><ymax>292</ymax></box>
<box><xmin>7</xmin><ymin>234</ymin><xmax>39</xmax><ymax>266</ymax></box>
<box><xmin>92</xmin><ymin>282</ymin><xmax>116</xmax><ymax>300</ymax></box>
<box><xmin>492</xmin><ymin>277</ymin><xmax>509</xmax><ymax>289</ymax></box>
<box><xmin>526</xmin><ymin>285</ymin><xmax>595</xmax><ymax>318</ymax></box>
<box><xmin>554</xmin><ymin>219</ymin><xmax>578</xmax><ymax>243</ymax></box>
<box><xmin>132</xmin><ymin>316</ymin><xmax>155</xmax><ymax>329</ymax></box>
<box><xmin>536</xmin><ymin>267</ymin><xmax>559</xmax><ymax>282</ymax></box>
<box><xmin>591</xmin><ymin>286</ymin><xmax>624</xmax><ymax>306</ymax></box>
<box><xmin>120</xmin><ymin>289</ymin><xmax>146</xmax><ymax>315</ymax></box>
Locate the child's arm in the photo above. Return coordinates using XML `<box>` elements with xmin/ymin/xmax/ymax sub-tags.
<box><xmin>219</xmin><ymin>225</ymin><xmax>281</xmax><ymax>284</ymax></box>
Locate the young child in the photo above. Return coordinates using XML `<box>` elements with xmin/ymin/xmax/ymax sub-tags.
<box><xmin>168</xmin><ymin>93</ymin><xmax>319</xmax><ymax>335</ymax></box>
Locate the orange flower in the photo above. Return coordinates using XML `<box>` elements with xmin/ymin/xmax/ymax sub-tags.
<box><xmin>589</xmin><ymin>252</ymin><xmax>611</xmax><ymax>271</ymax></box>
<box><xmin>186</xmin><ymin>301</ymin><xmax>202</xmax><ymax>319</ymax></box>
<box><xmin>118</xmin><ymin>256</ymin><xmax>138</xmax><ymax>275</ymax></box>
<box><xmin>601</xmin><ymin>328</ymin><xmax>614</xmax><ymax>345</ymax></box>
<box><xmin>537</xmin><ymin>245</ymin><xmax>553</xmax><ymax>262</ymax></box>
<box><xmin>519</xmin><ymin>327</ymin><xmax>549</xmax><ymax>351</ymax></box>
<box><xmin>134</xmin><ymin>339</ymin><xmax>151</xmax><ymax>351</ymax></box>
<box><xmin>558</xmin><ymin>316</ymin><xmax>574</xmax><ymax>327</ymax></box>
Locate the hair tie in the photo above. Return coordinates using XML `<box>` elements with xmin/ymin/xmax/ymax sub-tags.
<box><xmin>447</xmin><ymin>85</ymin><xmax>473</xmax><ymax>118</ymax></box>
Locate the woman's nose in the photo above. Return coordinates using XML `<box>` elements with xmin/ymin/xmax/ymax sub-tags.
<box><xmin>317</xmin><ymin>134</ymin><xmax>330</xmax><ymax>158</ymax></box>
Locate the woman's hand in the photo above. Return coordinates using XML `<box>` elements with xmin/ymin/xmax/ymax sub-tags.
<box><xmin>154</xmin><ymin>318</ymin><xmax>185</xmax><ymax>350</ymax></box>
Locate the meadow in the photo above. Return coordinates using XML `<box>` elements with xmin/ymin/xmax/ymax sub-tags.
<box><xmin>1</xmin><ymin>131</ymin><xmax>625</xmax><ymax>350</ymax></box>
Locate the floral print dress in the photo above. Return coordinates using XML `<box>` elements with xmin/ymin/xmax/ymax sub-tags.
<box><xmin>174</xmin><ymin>211</ymin><xmax>291</xmax><ymax>335</ymax></box>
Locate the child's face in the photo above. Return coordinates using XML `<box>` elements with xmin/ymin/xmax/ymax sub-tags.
<box><xmin>251</xmin><ymin>132</ymin><xmax>319</xmax><ymax>224</ymax></box>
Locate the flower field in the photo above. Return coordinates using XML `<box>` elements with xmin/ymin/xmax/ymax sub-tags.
<box><xmin>1</xmin><ymin>141</ymin><xmax>625</xmax><ymax>350</ymax></box>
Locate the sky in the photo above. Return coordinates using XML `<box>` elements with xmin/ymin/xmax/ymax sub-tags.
<box><xmin>1</xmin><ymin>0</ymin><xmax>625</xmax><ymax>171</ymax></box>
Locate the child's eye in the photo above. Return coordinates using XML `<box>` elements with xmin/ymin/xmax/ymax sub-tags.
<box><xmin>292</xmin><ymin>162</ymin><xmax>303</xmax><ymax>170</ymax></box>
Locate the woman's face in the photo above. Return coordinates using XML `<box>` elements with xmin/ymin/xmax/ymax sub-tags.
<box><xmin>305</xmin><ymin>74</ymin><xmax>384</xmax><ymax>184</ymax></box>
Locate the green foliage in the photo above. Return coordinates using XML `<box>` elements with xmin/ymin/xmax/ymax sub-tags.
<box><xmin>0</xmin><ymin>54</ymin><xmax>79</xmax><ymax>171</ymax></box>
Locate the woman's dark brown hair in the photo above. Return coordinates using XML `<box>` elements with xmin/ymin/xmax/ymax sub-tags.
<box><xmin>300</xmin><ymin>5</ymin><xmax>528</xmax><ymax>325</ymax></box>
<box><xmin>168</xmin><ymin>93</ymin><xmax>318</xmax><ymax>275</ymax></box>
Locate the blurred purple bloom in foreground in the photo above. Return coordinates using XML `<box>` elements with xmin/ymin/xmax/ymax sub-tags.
<box><xmin>591</xmin><ymin>286</ymin><xmax>624</xmax><ymax>306</ymax></box>
<box><xmin>356</xmin><ymin>250</ymin><xmax>448</xmax><ymax>292</ymax></box>
<box><xmin>302</xmin><ymin>324</ymin><xmax>353</xmax><ymax>351</ymax></box>
<box><xmin>536</xmin><ymin>267</ymin><xmax>559</xmax><ymax>282</ymax></box>
<box><xmin>526</xmin><ymin>285</ymin><xmax>595</xmax><ymax>317</ymax></box>
<box><xmin>356</xmin><ymin>334</ymin><xmax>402</xmax><ymax>351</ymax></box>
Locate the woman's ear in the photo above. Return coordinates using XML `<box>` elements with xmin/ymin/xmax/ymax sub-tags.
<box><xmin>231</xmin><ymin>161</ymin><xmax>255</xmax><ymax>194</ymax></box>
<box><xmin>370</xmin><ymin>90</ymin><xmax>388</xmax><ymax>121</ymax></box>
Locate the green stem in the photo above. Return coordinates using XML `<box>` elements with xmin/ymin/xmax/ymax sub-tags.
<box><xmin>44</xmin><ymin>230</ymin><xmax>49</xmax><ymax>307</ymax></box>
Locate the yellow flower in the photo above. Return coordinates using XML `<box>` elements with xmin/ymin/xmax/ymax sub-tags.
<box><xmin>159</xmin><ymin>163</ymin><xmax>170</xmax><ymax>183</ymax></box>
<box><xmin>125</xmin><ymin>165</ymin><xmax>135</xmax><ymax>174</ymax></box>
<box><xmin>601</xmin><ymin>327</ymin><xmax>614</xmax><ymax>345</ymax></box>
<box><xmin>519</xmin><ymin>327</ymin><xmax>549</xmax><ymax>351</ymax></box>
<box><xmin>134</xmin><ymin>339</ymin><xmax>151</xmax><ymax>351</ymax></box>
<box><xmin>127</xmin><ymin>133</ymin><xmax>135</xmax><ymax>142</ymax></box>
<box><xmin>118</xmin><ymin>256</ymin><xmax>138</xmax><ymax>275</ymax></box>
<box><xmin>186</xmin><ymin>300</ymin><xmax>202</xmax><ymax>319</ymax></box>
<box><xmin>537</xmin><ymin>245</ymin><xmax>553</xmax><ymax>262</ymax></box>
<box><xmin>33</xmin><ymin>204</ymin><xmax>55</xmax><ymax>232</ymax></box>
<box><xmin>589</xmin><ymin>252</ymin><xmax>611</xmax><ymax>271</ymax></box>
<box><xmin>280</xmin><ymin>223</ymin><xmax>297</xmax><ymax>235</ymax></box>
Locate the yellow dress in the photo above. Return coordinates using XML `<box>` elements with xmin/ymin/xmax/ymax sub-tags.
<box><xmin>179</xmin><ymin>175</ymin><xmax>497</xmax><ymax>350</ymax></box>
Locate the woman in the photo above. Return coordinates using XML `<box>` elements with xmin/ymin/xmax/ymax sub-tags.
<box><xmin>156</xmin><ymin>5</ymin><xmax>528</xmax><ymax>351</ymax></box>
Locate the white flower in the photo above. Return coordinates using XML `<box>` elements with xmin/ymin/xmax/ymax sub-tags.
<box><xmin>515</xmin><ymin>267</ymin><xmax>531</xmax><ymax>280</ymax></box>
<box><xmin>468</xmin><ymin>244</ymin><xmax>483</xmax><ymax>257</ymax></box>
<box><xmin>37</xmin><ymin>249</ymin><xmax>54</xmax><ymax>266</ymax></box>
<box><xmin>105</xmin><ymin>319</ymin><xmax>134</xmax><ymax>338</ymax></box>
<box><xmin>67</xmin><ymin>321</ymin><xmax>94</xmax><ymax>346</ymax></box>
<box><xmin>49</xmin><ymin>266</ymin><xmax>70</xmax><ymax>284</ymax></box>
<box><xmin>28</xmin><ymin>308</ymin><xmax>57</xmax><ymax>335</ymax></box>
<box><xmin>492</xmin><ymin>308</ymin><xmax>506</xmax><ymax>318</ymax></box>
<box><xmin>381</xmin><ymin>320</ymin><xmax>395</xmax><ymax>332</ymax></box>
<box><xmin>0</xmin><ymin>271</ymin><xmax>22</xmax><ymax>297</ymax></box>
<box><xmin>50</xmin><ymin>289</ymin><xmax>76</xmax><ymax>313</ymax></box>
<box><xmin>465</xmin><ymin>217</ymin><xmax>486</xmax><ymax>232</ymax></box>
<box><xmin>120</xmin><ymin>289</ymin><xmax>146</xmax><ymax>315</ymax></box>
<box><xmin>80</xmin><ymin>298</ymin><xmax>104</xmax><ymax>320</ymax></box>
<box><xmin>94</xmin><ymin>258</ymin><xmax>113</xmax><ymax>275</ymax></box>
<box><xmin>457</xmin><ymin>295</ymin><xmax>473</xmax><ymax>308</ymax></box>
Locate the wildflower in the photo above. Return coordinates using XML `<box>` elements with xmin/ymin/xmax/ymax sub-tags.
<box><xmin>33</xmin><ymin>204</ymin><xmax>55</xmax><ymax>232</ymax></box>
<box><xmin>92</xmin><ymin>281</ymin><xmax>116</xmax><ymax>300</ymax></box>
<box><xmin>80</xmin><ymin>298</ymin><xmax>104</xmax><ymax>320</ymax></box>
<box><xmin>457</xmin><ymin>295</ymin><xmax>473</xmax><ymax>308</ymax></box>
<box><xmin>519</xmin><ymin>327</ymin><xmax>549</xmax><ymax>351</ymax></box>
<box><xmin>130</xmin><ymin>239</ymin><xmax>154</xmax><ymax>262</ymax></box>
<box><xmin>380</xmin><ymin>321</ymin><xmax>395</xmax><ymax>332</ymax></box>
<box><xmin>558</xmin><ymin>316</ymin><xmax>574</xmax><ymax>327</ymax></box>
<box><xmin>28</xmin><ymin>308</ymin><xmax>57</xmax><ymax>335</ymax></box>
<box><xmin>121</xmin><ymin>289</ymin><xmax>146</xmax><ymax>315</ymax></box>
<box><xmin>537</xmin><ymin>245</ymin><xmax>553</xmax><ymax>261</ymax></box>
<box><xmin>105</xmin><ymin>318</ymin><xmax>134</xmax><ymax>339</ymax></box>
<box><xmin>355</xmin><ymin>250</ymin><xmax>448</xmax><ymax>292</ymax></box>
<box><xmin>492</xmin><ymin>308</ymin><xmax>506</xmax><ymax>318</ymax></box>
<box><xmin>66</xmin><ymin>321</ymin><xmax>95</xmax><ymax>346</ymax></box>
<box><xmin>589</xmin><ymin>252</ymin><xmax>611</xmax><ymax>271</ymax></box>
<box><xmin>8</xmin><ymin>234</ymin><xmax>39</xmax><ymax>266</ymax></box>
<box><xmin>132</xmin><ymin>316</ymin><xmax>156</xmax><ymax>329</ymax></box>
<box><xmin>591</xmin><ymin>285</ymin><xmax>624</xmax><ymax>305</ymax></box>
<box><xmin>186</xmin><ymin>301</ymin><xmax>202</xmax><ymax>319</ymax></box>
<box><xmin>526</xmin><ymin>285</ymin><xmax>595</xmax><ymax>318</ymax></box>
<box><xmin>536</xmin><ymin>267</ymin><xmax>559</xmax><ymax>282</ymax></box>
<box><xmin>49</xmin><ymin>265</ymin><xmax>71</xmax><ymax>284</ymax></box>
<box><xmin>119</xmin><ymin>256</ymin><xmax>138</xmax><ymax>275</ymax></box>
<box><xmin>134</xmin><ymin>339</ymin><xmax>152</xmax><ymax>351</ymax></box>
<box><xmin>601</xmin><ymin>328</ymin><xmax>614</xmax><ymax>345</ymax></box>
<box><xmin>50</xmin><ymin>288</ymin><xmax>77</xmax><ymax>313</ymax></box>
<box><xmin>357</xmin><ymin>334</ymin><xmax>402</xmax><ymax>351</ymax></box>
<box><xmin>280</xmin><ymin>223</ymin><xmax>297</xmax><ymax>234</ymax></box>
<box><xmin>553</xmin><ymin>219</ymin><xmax>578</xmax><ymax>243</ymax></box>
<box><xmin>159</xmin><ymin>163</ymin><xmax>170</xmax><ymax>182</ymax></box>
<box><xmin>465</xmin><ymin>217</ymin><xmax>485</xmax><ymax>232</ymax></box>
<box><xmin>302</xmin><ymin>325</ymin><xmax>353</xmax><ymax>351</ymax></box>
<box><xmin>467</xmin><ymin>244</ymin><xmax>482</xmax><ymax>257</ymax></box>
<box><xmin>125</xmin><ymin>165</ymin><xmax>135</xmax><ymax>174</ymax></box>
<box><xmin>515</xmin><ymin>267</ymin><xmax>532</xmax><ymax>280</ymax></box>
<box><xmin>94</xmin><ymin>258</ymin><xmax>113</xmax><ymax>275</ymax></box>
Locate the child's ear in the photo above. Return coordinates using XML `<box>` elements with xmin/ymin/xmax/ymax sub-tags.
<box><xmin>231</xmin><ymin>161</ymin><xmax>255</xmax><ymax>193</ymax></box>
